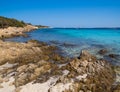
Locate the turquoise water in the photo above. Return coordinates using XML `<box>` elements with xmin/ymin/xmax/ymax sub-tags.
<box><xmin>5</xmin><ymin>28</ymin><xmax>120</xmax><ymax>65</ymax></box>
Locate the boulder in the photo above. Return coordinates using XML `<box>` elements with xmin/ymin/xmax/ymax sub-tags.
<box><xmin>78</xmin><ymin>50</ymin><xmax>96</xmax><ymax>61</ymax></box>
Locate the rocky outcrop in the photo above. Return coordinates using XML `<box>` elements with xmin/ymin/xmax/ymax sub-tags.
<box><xmin>49</xmin><ymin>50</ymin><xmax>115</xmax><ymax>92</ymax></box>
<box><xmin>15</xmin><ymin>60</ymin><xmax>54</xmax><ymax>87</ymax></box>
<box><xmin>0</xmin><ymin>40</ymin><xmax>65</xmax><ymax>91</ymax></box>
<box><xmin>0</xmin><ymin>40</ymin><xmax>116</xmax><ymax>92</ymax></box>
<box><xmin>0</xmin><ymin>25</ymin><xmax>38</xmax><ymax>39</ymax></box>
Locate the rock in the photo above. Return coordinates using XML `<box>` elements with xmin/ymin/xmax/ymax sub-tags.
<box><xmin>98</xmin><ymin>49</ymin><xmax>108</xmax><ymax>55</ymax></box>
<box><xmin>15</xmin><ymin>73</ymin><xmax>28</xmax><ymax>87</ymax></box>
<box><xmin>0</xmin><ymin>84</ymin><xmax>3</xmax><ymax>88</ymax></box>
<box><xmin>4</xmin><ymin>78</ymin><xmax>9</xmax><ymax>82</ymax></box>
<box><xmin>113</xmin><ymin>84</ymin><xmax>120</xmax><ymax>92</ymax></box>
<box><xmin>52</xmin><ymin>54</ymin><xmax>62</xmax><ymax>61</ymax></box>
<box><xmin>50</xmin><ymin>40</ymin><xmax>60</xmax><ymax>45</ymax></box>
<box><xmin>15</xmin><ymin>60</ymin><xmax>53</xmax><ymax>87</ymax></box>
<box><xmin>60</xmin><ymin>42</ymin><xmax>76</xmax><ymax>47</ymax></box>
<box><xmin>79</xmin><ymin>50</ymin><xmax>91</xmax><ymax>58</ymax></box>
<box><xmin>34</xmin><ymin>67</ymin><xmax>44</xmax><ymax>75</ymax></box>
<box><xmin>27</xmin><ymin>39</ymin><xmax>40</xmax><ymax>44</ymax></box>
<box><xmin>17</xmin><ymin>65</ymin><xmax>27</xmax><ymax>72</ymax></box>
<box><xmin>0</xmin><ymin>39</ymin><xmax>116</xmax><ymax>92</ymax></box>
<box><xmin>0</xmin><ymin>25</ymin><xmax>38</xmax><ymax>39</ymax></box>
<box><xmin>51</xmin><ymin>50</ymin><xmax>115</xmax><ymax>92</ymax></box>
<box><xmin>79</xmin><ymin>90</ymin><xmax>84</xmax><ymax>92</ymax></box>
<box><xmin>78</xmin><ymin>50</ymin><xmax>96</xmax><ymax>61</ymax></box>
<box><xmin>9</xmin><ymin>81</ymin><xmax>14</xmax><ymax>86</ymax></box>
<box><xmin>15</xmin><ymin>87</ymin><xmax>22</xmax><ymax>92</ymax></box>
<box><xmin>108</xmin><ymin>54</ymin><xmax>119</xmax><ymax>58</ymax></box>
<box><xmin>28</xmin><ymin>63</ymin><xmax>37</xmax><ymax>69</ymax></box>
<box><xmin>0</xmin><ymin>76</ymin><xmax>3</xmax><ymax>83</ymax></box>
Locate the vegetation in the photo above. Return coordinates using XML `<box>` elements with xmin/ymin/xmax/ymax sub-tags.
<box><xmin>35</xmin><ymin>25</ymin><xmax>49</xmax><ymax>28</ymax></box>
<box><xmin>0</xmin><ymin>16</ymin><xmax>26</xmax><ymax>28</ymax></box>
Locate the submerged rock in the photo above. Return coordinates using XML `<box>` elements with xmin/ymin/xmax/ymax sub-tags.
<box><xmin>98</xmin><ymin>49</ymin><xmax>108</xmax><ymax>55</ymax></box>
<box><xmin>60</xmin><ymin>42</ymin><xmax>77</xmax><ymax>48</ymax></box>
<box><xmin>108</xmin><ymin>54</ymin><xmax>120</xmax><ymax>59</ymax></box>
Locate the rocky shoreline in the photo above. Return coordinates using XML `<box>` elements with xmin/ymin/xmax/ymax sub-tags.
<box><xmin>0</xmin><ymin>39</ymin><xmax>119</xmax><ymax>92</ymax></box>
<box><xmin>0</xmin><ymin>25</ymin><xmax>38</xmax><ymax>39</ymax></box>
<box><xmin>0</xmin><ymin>26</ymin><xmax>119</xmax><ymax>92</ymax></box>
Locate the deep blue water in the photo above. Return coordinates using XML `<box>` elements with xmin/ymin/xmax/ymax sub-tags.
<box><xmin>5</xmin><ymin>28</ymin><xmax>120</xmax><ymax>65</ymax></box>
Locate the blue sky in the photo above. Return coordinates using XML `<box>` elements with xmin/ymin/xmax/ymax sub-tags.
<box><xmin>0</xmin><ymin>0</ymin><xmax>120</xmax><ymax>27</ymax></box>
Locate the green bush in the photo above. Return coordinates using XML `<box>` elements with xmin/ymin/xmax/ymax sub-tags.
<box><xmin>0</xmin><ymin>16</ymin><xmax>26</xmax><ymax>28</ymax></box>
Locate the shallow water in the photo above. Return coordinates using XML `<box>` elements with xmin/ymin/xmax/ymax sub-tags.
<box><xmin>5</xmin><ymin>28</ymin><xmax>120</xmax><ymax>66</ymax></box>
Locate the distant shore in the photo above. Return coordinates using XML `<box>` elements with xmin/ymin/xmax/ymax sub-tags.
<box><xmin>0</xmin><ymin>25</ymin><xmax>39</xmax><ymax>39</ymax></box>
<box><xmin>0</xmin><ymin>16</ymin><xmax>48</xmax><ymax>39</ymax></box>
<box><xmin>53</xmin><ymin>27</ymin><xmax>120</xmax><ymax>30</ymax></box>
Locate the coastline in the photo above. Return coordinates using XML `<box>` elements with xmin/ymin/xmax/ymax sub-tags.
<box><xmin>0</xmin><ymin>25</ymin><xmax>38</xmax><ymax>39</ymax></box>
<box><xmin>0</xmin><ymin>26</ymin><xmax>119</xmax><ymax>92</ymax></box>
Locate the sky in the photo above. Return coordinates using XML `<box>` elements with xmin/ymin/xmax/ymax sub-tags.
<box><xmin>0</xmin><ymin>0</ymin><xmax>120</xmax><ymax>27</ymax></box>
